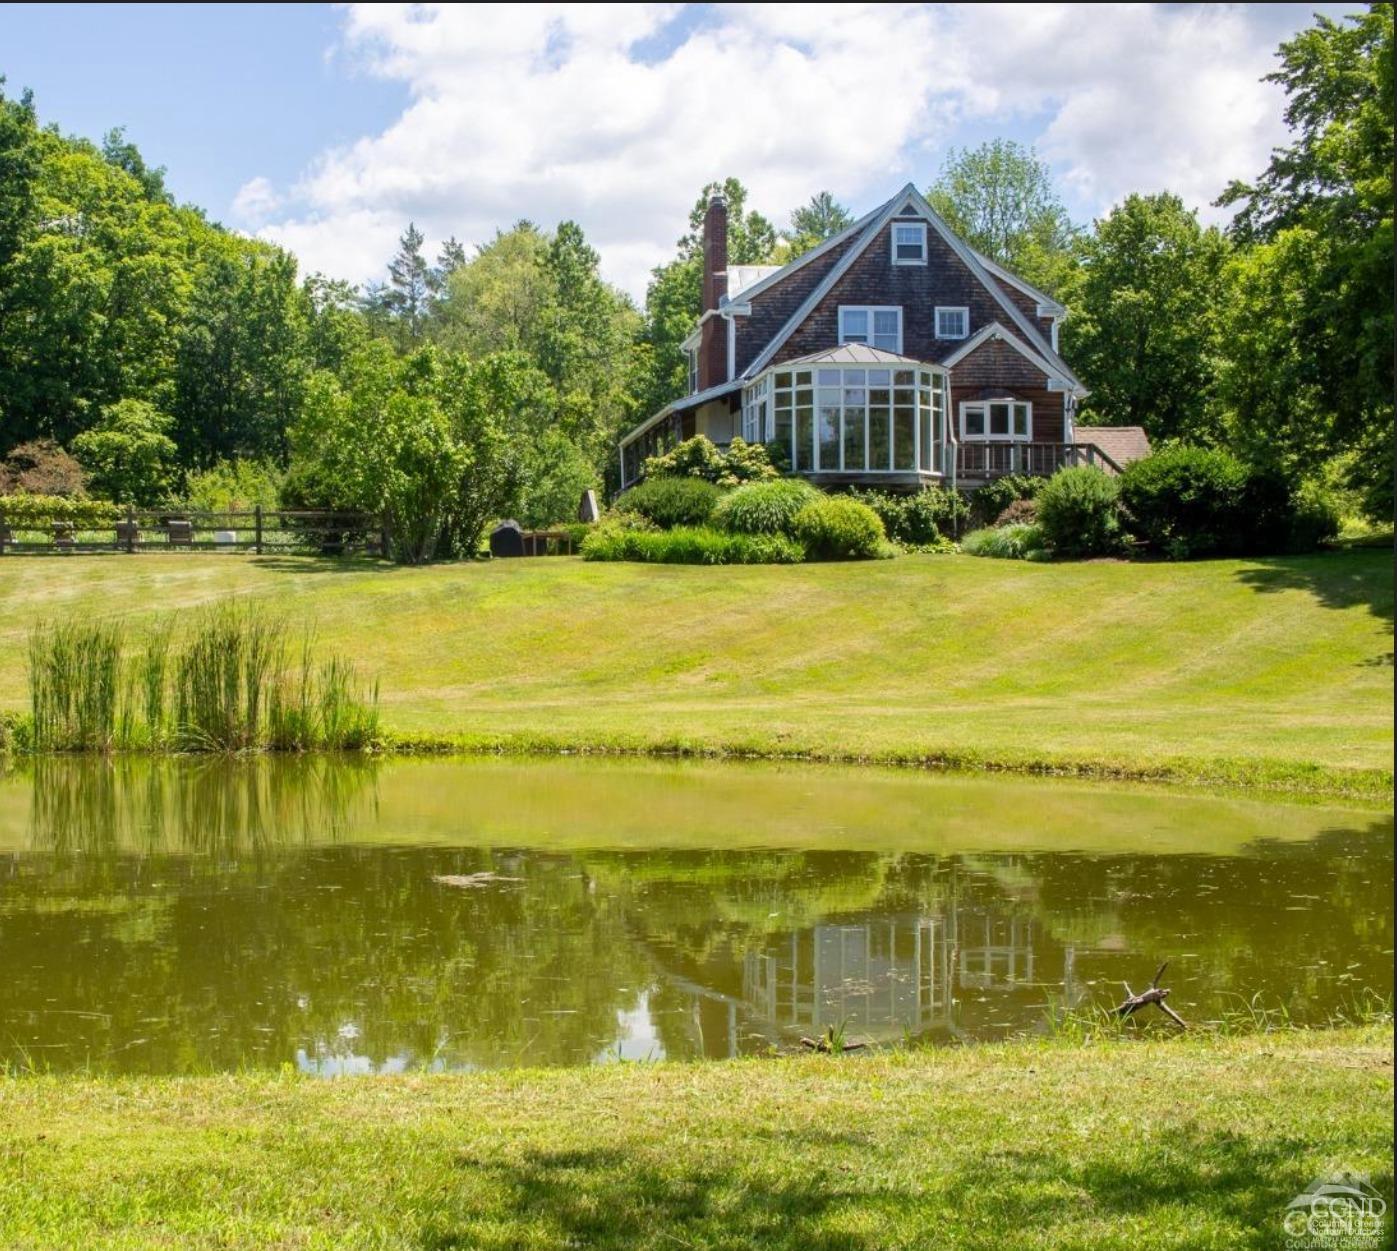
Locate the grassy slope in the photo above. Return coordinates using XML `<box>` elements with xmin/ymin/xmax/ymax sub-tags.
<box><xmin>1</xmin><ymin>1028</ymin><xmax>1390</xmax><ymax>1250</ymax></box>
<box><xmin>0</xmin><ymin>551</ymin><xmax>1390</xmax><ymax>793</ymax></box>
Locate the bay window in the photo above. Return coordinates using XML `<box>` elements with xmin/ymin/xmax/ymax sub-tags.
<box><xmin>746</xmin><ymin>362</ymin><xmax>947</xmax><ymax>475</ymax></box>
<box><xmin>961</xmin><ymin>398</ymin><xmax>1031</xmax><ymax>441</ymax></box>
<box><xmin>838</xmin><ymin>306</ymin><xmax>902</xmax><ymax>354</ymax></box>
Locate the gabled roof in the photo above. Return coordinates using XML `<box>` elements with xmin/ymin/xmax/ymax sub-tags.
<box><xmin>938</xmin><ymin>322</ymin><xmax>1059</xmax><ymax>376</ymax></box>
<box><xmin>738</xmin><ymin>182</ymin><xmax>1085</xmax><ymax>393</ymax></box>
<box><xmin>782</xmin><ymin>343</ymin><xmax>931</xmax><ymax>367</ymax></box>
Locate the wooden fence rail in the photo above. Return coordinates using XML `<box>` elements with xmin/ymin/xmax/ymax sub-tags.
<box><xmin>0</xmin><ymin>506</ymin><xmax>388</xmax><ymax>557</ymax></box>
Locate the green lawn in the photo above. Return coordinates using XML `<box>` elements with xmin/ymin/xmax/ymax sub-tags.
<box><xmin>1</xmin><ymin>1027</ymin><xmax>1389</xmax><ymax>1250</ymax></box>
<box><xmin>0</xmin><ymin>550</ymin><xmax>1390</xmax><ymax>794</ymax></box>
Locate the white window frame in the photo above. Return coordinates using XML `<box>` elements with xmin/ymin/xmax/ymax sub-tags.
<box><xmin>890</xmin><ymin>221</ymin><xmax>927</xmax><ymax>266</ymax></box>
<box><xmin>686</xmin><ymin>348</ymin><xmax>698</xmax><ymax>395</ymax></box>
<box><xmin>960</xmin><ymin>398</ymin><xmax>1032</xmax><ymax>442</ymax></box>
<box><xmin>838</xmin><ymin>305</ymin><xmax>903</xmax><ymax>354</ymax></box>
<box><xmin>935</xmin><ymin>306</ymin><xmax>970</xmax><ymax>340</ymax></box>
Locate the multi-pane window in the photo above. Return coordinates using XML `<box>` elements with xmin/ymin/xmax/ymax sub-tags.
<box><xmin>935</xmin><ymin>306</ymin><xmax>969</xmax><ymax>340</ymax></box>
<box><xmin>741</xmin><ymin>375</ymin><xmax>769</xmax><ymax>443</ymax></box>
<box><xmin>838</xmin><ymin>306</ymin><xmax>902</xmax><ymax>353</ymax></box>
<box><xmin>756</xmin><ymin>365</ymin><xmax>946</xmax><ymax>474</ymax></box>
<box><xmin>891</xmin><ymin>221</ymin><xmax>927</xmax><ymax>265</ymax></box>
<box><xmin>686</xmin><ymin>348</ymin><xmax>698</xmax><ymax>394</ymax></box>
<box><xmin>961</xmin><ymin>399</ymin><xmax>1031</xmax><ymax>441</ymax></box>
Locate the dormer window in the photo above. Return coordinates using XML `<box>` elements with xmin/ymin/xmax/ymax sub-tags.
<box><xmin>891</xmin><ymin>221</ymin><xmax>927</xmax><ymax>265</ymax></box>
<box><xmin>839</xmin><ymin>306</ymin><xmax>902</xmax><ymax>353</ymax></box>
<box><xmin>935</xmin><ymin>306</ymin><xmax>969</xmax><ymax>340</ymax></box>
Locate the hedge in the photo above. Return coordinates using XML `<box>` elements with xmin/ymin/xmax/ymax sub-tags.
<box><xmin>0</xmin><ymin>495</ymin><xmax>121</xmax><ymax>529</ymax></box>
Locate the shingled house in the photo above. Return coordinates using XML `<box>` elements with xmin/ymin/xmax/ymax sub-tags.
<box><xmin>619</xmin><ymin>183</ymin><xmax>1146</xmax><ymax>490</ymax></box>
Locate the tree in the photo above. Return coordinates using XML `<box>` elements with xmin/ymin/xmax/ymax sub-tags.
<box><xmin>430</xmin><ymin>224</ymin><xmax>553</xmax><ymax>357</ymax></box>
<box><xmin>636</xmin><ymin>178</ymin><xmax>778</xmax><ymax>419</ymax></box>
<box><xmin>1218</xmin><ymin>5</ymin><xmax>1393</xmax><ymax>516</ymax></box>
<box><xmin>71</xmin><ymin>398</ymin><xmax>179</xmax><ymax>504</ymax></box>
<box><xmin>101</xmin><ymin>127</ymin><xmax>171</xmax><ymax>204</ymax></box>
<box><xmin>783</xmin><ymin>191</ymin><xmax>854</xmax><ymax>257</ymax></box>
<box><xmin>928</xmin><ymin>140</ymin><xmax>1078</xmax><ymax>294</ymax></box>
<box><xmin>1062</xmin><ymin>194</ymin><xmax>1230</xmax><ymax>442</ymax></box>
<box><xmin>372</xmin><ymin>222</ymin><xmax>433</xmax><ymax>350</ymax></box>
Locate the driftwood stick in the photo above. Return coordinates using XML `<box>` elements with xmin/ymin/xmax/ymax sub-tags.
<box><xmin>799</xmin><ymin>1036</ymin><xmax>868</xmax><ymax>1053</ymax></box>
<box><xmin>1115</xmin><ymin>961</ymin><xmax>1187</xmax><ymax>1028</ymax></box>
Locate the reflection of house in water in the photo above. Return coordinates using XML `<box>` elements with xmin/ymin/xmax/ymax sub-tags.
<box><xmin>628</xmin><ymin>862</ymin><xmax>1096</xmax><ymax>1059</ymax></box>
<box><xmin>744</xmin><ymin>916</ymin><xmax>955</xmax><ymax>1039</ymax></box>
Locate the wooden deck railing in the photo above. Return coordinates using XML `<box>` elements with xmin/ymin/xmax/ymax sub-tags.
<box><xmin>955</xmin><ymin>442</ymin><xmax>1122</xmax><ymax>480</ymax></box>
<box><xmin>0</xmin><ymin>507</ymin><xmax>387</xmax><ymax>556</ymax></box>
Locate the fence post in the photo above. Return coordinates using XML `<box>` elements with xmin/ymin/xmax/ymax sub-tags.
<box><xmin>255</xmin><ymin>504</ymin><xmax>263</xmax><ymax>555</ymax></box>
<box><xmin>125</xmin><ymin>504</ymin><xmax>136</xmax><ymax>554</ymax></box>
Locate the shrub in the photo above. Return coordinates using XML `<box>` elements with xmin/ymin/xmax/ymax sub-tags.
<box><xmin>581</xmin><ymin>523</ymin><xmax>802</xmax><ymax>565</ymax></box>
<box><xmin>183</xmin><ymin>459</ymin><xmax>284</xmax><ymax>512</ymax></box>
<box><xmin>994</xmin><ymin>497</ymin><xmax>1039</xmax><ymax>527</ymax></box>
<box><xmin>1036</xmin><ymin>466</ymin><xmax>1122</xmax><ymax>558</ymax></box>
<box><xmin>718</xmin><ymin>437</ymin><xmax>781</xmax><ymax>486</ymax></box>
<box><xmin>0</xmin><ymin>494</ymin><xmax>120</xmax><ymax>530</ymax></box>
<box><xmin>71</xmin><ymin>399</ymin><xmax>179</xmax><ymax>505</ymax></box>
<box><xmin>961</xmin><ymin>523</ymin><xmax>1048</xmax><ymax>560</ymax></box>
<box><xmin>615</xmin><ymin>476</ymin><xmax>723</xmax><ymax>529</ymax></box>
<box><xmin>849</xmin><ymin>487</ymin><xmax>968</xmax><ymax>547</ymax></box>
<box><xmin>791</xmin><ymin>496</ymin><xmax>886</xmax><ymax>560</ymax></box>
<box><xmin>970</xmin><ymin>474</ymin><xmax>1041</xmax><ymax>527</ymax></box>
<box><xmin>0</xmin><ymin>440</ymin><xmax>87</xmax><ymax>497</ymax></box>
<box><xmin>712</xmin><ymin>479</ymin><xmax>820</xmax><ymax>536</ymax></box>
<box><xmin>1290</xmin><ymin>477</ymin><xmax>1343</xmax><ymax>551</ymax></box>
<box><xmin>642</xmin><ymin>435</ymin><xmax>779</xmax><ymax>487</ymax></box>
<box><xmin>642</xmin><ymin>435</ymin><xmax>726</xmax><ymax>483</ymax></box>
<box><xmin>1118</xmin><ymin>445</ymin><xmax>1310</xmax><ymax>558</ymax></box>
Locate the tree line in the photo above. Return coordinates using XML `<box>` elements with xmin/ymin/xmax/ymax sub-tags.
<box><xmin>0</xmin><ymin>5</ymin><xmax>1388</xmax><ymax>555</ymax></box>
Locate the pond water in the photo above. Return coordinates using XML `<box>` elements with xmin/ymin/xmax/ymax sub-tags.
<box><xmin>0</xmin><ymin>757</ymin><xmax>1390</xmax><ymax>1075</ymax></box>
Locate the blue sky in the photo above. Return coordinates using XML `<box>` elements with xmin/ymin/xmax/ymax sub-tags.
<box><xmin>0</xmin><ymin>3</ymin><xmax>1355</xmax><ymax>298</ymax></box>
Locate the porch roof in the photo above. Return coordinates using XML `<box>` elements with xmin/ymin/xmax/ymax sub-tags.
<box><xmin>779</xmin><ymin>343</ymin><xmax>932</xmax><ymax>367</ymax></box>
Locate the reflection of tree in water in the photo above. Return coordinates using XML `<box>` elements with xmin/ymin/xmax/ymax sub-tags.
<box><xmin>26</xmin><ymin>755</ymin><xmax>378</xmax><ymax>859</ymax></box>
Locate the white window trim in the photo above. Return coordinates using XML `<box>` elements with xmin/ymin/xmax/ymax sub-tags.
<box><xmin>837</xmin><ymin>305</ymin><xmax>903</xmax><ymax>354</ymax></box>
<box><xmin>960</xmin><ymin>398</ymin><xmax>1033</xmax><ymax>442</ymax></box>
<box><xmin>935</xmin><ymin>306</ymin><xmax>970</xmax><ymax>341</ymax></box>
<box><xmin>686</xmin><ymin>348</ymin><xmax>698</xmax><ymax>395</ymax></box>
<box><xmin>890</xmin><ymin>220</ymin><xmax>927</xmax><ymax>266</ymax></box>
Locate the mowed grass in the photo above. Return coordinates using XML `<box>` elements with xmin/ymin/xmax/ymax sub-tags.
<box><xmin>0</xmin><ymin>551</ymin><xmax>1390</xmax><ymax>793</ymax></box>
<box><xmin>0</xmin><ymin>1028</ymin><xmax>1390</xmax><ymax>1250</ymax></box>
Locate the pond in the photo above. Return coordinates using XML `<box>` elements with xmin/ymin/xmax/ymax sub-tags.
<box><xmin>0</xmin><ymin>757</ymin><xmax>1390</xmax><ymax>1075</ymax></box>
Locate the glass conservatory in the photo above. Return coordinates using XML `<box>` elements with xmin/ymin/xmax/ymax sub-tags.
<box><xmin>741</xmin><ymin>351</ymin><xmax>950</xmax><ymax>478</ymax></box>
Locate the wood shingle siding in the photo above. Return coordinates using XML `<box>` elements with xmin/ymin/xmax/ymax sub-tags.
<box><xmin>947</xmin><ymin>338</ymin><xmax>1066</xmax><ymax>441</ymax></box>
<box><xmin>765</xmin><ymin>221</ymin><xmax>1049</xmax><ymax>370</ymax></box>
<box><xmin>734</xmin><ymin>234</ymin><xmax>862</xmax><ymax>376</ymax></box>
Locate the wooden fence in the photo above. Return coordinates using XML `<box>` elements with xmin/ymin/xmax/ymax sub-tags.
<box><xmin>0</xmin><ymin>507</ymin><xmax>387</xmax><ymax>557</ymax></box>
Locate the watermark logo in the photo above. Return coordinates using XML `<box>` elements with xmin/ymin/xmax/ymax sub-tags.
<box><xmin>1283</xmin><ymin>1170</ymin><xmax>1388</xmax><ymax>1249</ymax></box>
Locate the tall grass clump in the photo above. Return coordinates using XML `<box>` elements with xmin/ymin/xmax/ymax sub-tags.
<box><xmin>25</xmin><ymin>599</ymin><xmax>381</xmax><ymax>754</ymax></box>
<box><xmin>28</xmin><ymin>621</ymin><xmax>122</xmax><ymax>751</ymax></box>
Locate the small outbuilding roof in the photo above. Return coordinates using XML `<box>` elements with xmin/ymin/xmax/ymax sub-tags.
<box><xmin>1073</xmin><ymin>425</ymin><xmax>1151</xmax><ymax>467</ymax></box>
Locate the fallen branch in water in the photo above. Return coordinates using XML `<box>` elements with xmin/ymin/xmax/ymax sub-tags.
<box><xmin>433</xmin><ymin>873</ymin><xmax>522</xmax><ymax>889</ymax></box>
<box><xmin>1116</xmin><ymin>961</ymin><xmax>1188</xmax><ymax>1029</ymax></box>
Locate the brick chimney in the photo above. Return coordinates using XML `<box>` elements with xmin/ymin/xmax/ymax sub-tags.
<box><xmin>698</xmin><ymin>191</ymin><xmax>728</xmax><ymax>389</ymax></box>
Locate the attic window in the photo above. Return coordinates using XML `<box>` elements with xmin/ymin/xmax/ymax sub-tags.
<box><xmin>839</xmin><ymin>306</ymin><xmax>902</xmax><ymax>354</ymax></box>
<box><xmin>935</xmin><ymin>306</ymin><xmax>969</xmax><ymax>340</ymax></box>
<box><xmin>891</xmin><ymin>222</ymin><xmax>927</xmax><ymax>265</ymax></box>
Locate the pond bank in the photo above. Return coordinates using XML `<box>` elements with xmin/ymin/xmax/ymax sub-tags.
<box><xmin>3</xmin><ymin>1027</ymin><xmax>1390</xmax><ymax>1250</ymax></box>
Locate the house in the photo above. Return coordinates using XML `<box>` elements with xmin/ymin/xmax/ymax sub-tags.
<box><xmin>619</xmin><ymin>183</ymin><xmax>1148</xmax><ymax>491</ymax></box>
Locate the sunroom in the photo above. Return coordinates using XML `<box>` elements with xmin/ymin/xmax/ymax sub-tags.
<box><xmin>740</xmin><ymin>345</ymin><xmax>951</xmax><ymax>485</ymax></box>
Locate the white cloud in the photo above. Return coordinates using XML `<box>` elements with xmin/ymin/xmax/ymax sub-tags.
<box><xmin>230</xmin><ymin>175</ymin><xmax>282</xmax><ymax>223</ymax></box>
<box><xmin>243</xmin><ymin>3</ymin><xmax>1326</xmax><ymax>299</ymax></box>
